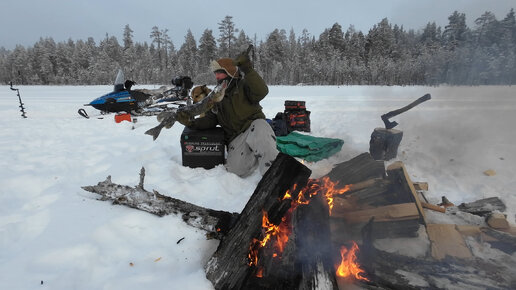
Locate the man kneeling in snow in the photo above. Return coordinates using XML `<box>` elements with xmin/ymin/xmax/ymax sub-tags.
<box><xmin>176</xmin><ymin>51</ymin><xmax>278</xmax><ymax>177</ymax></box>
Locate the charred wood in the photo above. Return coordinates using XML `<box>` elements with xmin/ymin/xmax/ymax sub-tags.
<box><xmin>458</xmin><ymin>197</ymin><xmax>507</xmax><ymax>217</ymax></box>
<box><xmin>325</xmin><ymin>152</ymin><xmax>385</xmax><ymax>186</ymax></box>
<box><xmin>295</xmin><ymin>195</ymin><xmax>339</xmax><ymax>290</ymax></box>
<box><xmin>205</xmin><ymin>153</ymin><xmax>312</xmax><ymax>290</ymax></box>
<box><xmin>480</xmin><ymin>227</ymin><xmax>516</xmax><ymax>255</ymax></box>
<box><xmin>331</xmin><ymin>218</ymin><xmax>421</xmax><ymax>244</ymax></box>
<box><xmin>332</xmin><ymin>178</ymin><xmax>392</xmax><ymax>210</ymax></box>
<box><xmin>359</xmin><ymin>218</ymin><xmax>515</xmax><ymax>289</ymax></box>
<box><xmin>82</xmin><ymin>168</ymin><xmax>238</xmax><ymax>237</ymax></box>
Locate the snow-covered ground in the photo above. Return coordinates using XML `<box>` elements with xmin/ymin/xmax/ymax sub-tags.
<box><xmin>1</xmin><ymin>84</ymin><xmax>515</xmax><ymax>289</ymax></box>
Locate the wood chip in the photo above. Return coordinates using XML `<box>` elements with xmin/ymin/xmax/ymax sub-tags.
<box><xmin>483</xmin><ymin>169</ymin><xmax>496</xmax><ymax>176</ymax></box>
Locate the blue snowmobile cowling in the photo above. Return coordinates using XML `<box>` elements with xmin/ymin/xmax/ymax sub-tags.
<box><xmin>88</xmin><ymin>90</ymin><xmax>138</xmax><ymax>113</ymax></box>
<box><xmin>86</xmin><ymin>69</ymin><xmax>139</xmax><ymax>113</ymax></box>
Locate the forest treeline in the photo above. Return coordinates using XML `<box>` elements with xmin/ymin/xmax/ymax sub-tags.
<box><xmin>1</xmin><ymin>9</ymin><xmax>515</xmax><ymax>86</ymax></box>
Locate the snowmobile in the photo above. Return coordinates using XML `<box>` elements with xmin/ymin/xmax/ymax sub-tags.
<box><xmin>84</xmin><ymin>70</ymin><xmax>193</xmax><ymax>115</ymax></box>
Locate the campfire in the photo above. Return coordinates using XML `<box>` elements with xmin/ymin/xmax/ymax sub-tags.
<box><xmin>85</xmin><ymin>151</ymin><xmax>516</xmax><ymax>289</ymax></box>
<box><xmin>247</xmin><ymin>177</ymin><xmax>360</xmax><ymax>281</ymax></box>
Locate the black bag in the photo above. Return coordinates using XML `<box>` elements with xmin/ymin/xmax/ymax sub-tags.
<box><xmin>271</xmin><ymin>112</ymin><xmax>289</xmax><ymax>136</ymax></box>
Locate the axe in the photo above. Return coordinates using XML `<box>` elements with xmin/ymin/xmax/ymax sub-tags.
<box><xmin>381</xmin><ymin>93</ymin><xmax>431</xmax><ymax>129</ymax></box>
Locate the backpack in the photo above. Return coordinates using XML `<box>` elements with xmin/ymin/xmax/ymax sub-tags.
<box><xmin>271</xmin><ymin>112</ymin><xmax>289</xmax><ymax>136</ymax></box>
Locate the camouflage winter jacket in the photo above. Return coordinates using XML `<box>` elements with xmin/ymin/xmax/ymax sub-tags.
<box><xmin>188</xmin><ymin>68</ymin><xmax>268</xmax><ymax>144</ymax></box>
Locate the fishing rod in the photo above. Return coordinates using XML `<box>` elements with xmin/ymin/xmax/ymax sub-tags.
<box><xmin>9</xmin><ymin>81</ymin><xmax>27</xmax><ymax>118</ymax></box>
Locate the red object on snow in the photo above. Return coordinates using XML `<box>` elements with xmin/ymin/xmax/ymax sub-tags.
<box><xmin>115</xmin><ymin>113</ymin><xmax>132</xmax><ymax>123</ymax></box>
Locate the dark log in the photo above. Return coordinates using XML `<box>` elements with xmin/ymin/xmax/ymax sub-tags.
<box><xmin>243</xmin><ymin>195</ymin><xmax>339</xmax><ymax>290</ymax></box>
<box><xmin>325</xmin><ymin>152</ymin><xmax>385</xmax><ymax>185</ymax></box>
<box><xmin>82</xmin><ymin>168</ymin><xmax>238</xmax><ymax>236</ymax></box>
<box><xmin>458</xmin><ymin>197</ymin><xmax>507</xmax><ymax>217</ymax></box>
<box><xmin>205</xmin><ymin>153</ymin><xmax>312</xmax><ymax>290</ymax></box>
<box><xmin>369</xmin><ymin>128</ymin><xmax>403</xmax><ymax>161</ymax></box>
<box><xmin>294</xmin><ymin>195</ymin><xmax>339</xmax><ymax>290</ymax></box>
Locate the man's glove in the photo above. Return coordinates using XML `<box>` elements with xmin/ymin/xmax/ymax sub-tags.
<box><xmin>233</xmin><ymin>51</ymin><xmax>252</xmax><ymax>74</ymax></box>
<box><xmin>175</xmin><ymin>111</ymin><xmax>192</xmax><ymax>127</ymax></box>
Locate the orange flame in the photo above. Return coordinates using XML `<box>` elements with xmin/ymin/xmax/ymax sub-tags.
<box><xmin>248</xmin><ymin>178</ymin><xmax>353</xmax><ymax>277</ymax></box>
<box><xmin>306</xmin><ymin>177</ymin><xmax>351</xmax><ymax>214</ymax></box>
<box><xmin>256</xmin><ymin>267</ymin><xmax>264</xmax><ymax>278</ymax></box>
<box><xmin>248</xmin><ymin>210</ymin><xmax>292</xmax><ymax>273</ymax></box>
<box><xmin>336</xmin><ymin>242</ymin><xmax>369</xmax><ymax>281</ymax></box>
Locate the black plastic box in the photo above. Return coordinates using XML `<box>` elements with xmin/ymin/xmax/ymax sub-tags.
<box><xmin>181</xmin><ymin>127</ymin><xmax>225</xmax><ymax>169</ymax></box>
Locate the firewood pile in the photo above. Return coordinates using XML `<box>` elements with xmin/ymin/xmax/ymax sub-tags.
<box><xmin>83</xmin><ymin>152</ymin><xmax>516</xmax><ymax>290</ymax></box>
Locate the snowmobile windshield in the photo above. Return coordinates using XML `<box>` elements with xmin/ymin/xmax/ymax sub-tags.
<box><xmin>114</xmin><ymin>69</ymin><xmax>125</xmax><ymax>92</ymax></box>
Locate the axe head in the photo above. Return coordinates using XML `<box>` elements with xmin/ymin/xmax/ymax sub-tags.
<box><xmin>381</xmin><ymin>114</ymin><xmax>398</xmax><ymax>129</ymax></box>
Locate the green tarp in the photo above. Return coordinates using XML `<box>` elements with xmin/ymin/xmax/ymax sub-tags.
<box><xmin>276</xmin><ymin>131</ymin><xmax>344</xmax><ymax>162</ymax></box>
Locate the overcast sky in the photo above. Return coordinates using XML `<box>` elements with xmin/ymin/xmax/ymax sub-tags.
<box><xmin>1</xmin><ymin>0</ymin><xmax>514</xmax><ymax>50</ymax></box>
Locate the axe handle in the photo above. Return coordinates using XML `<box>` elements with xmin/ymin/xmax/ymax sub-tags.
<box><xmin>382</xmin><ymin>93</ymin><xmax>431</xmax><ymax>120</ymax></box>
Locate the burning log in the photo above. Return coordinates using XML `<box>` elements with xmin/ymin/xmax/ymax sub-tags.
<box><xmin>294</xmin><ymin>195</ymin><xmax>339</xmax><ymax>290</ymax></box>
<box><xmin>205</xmin><ymin>153</ymin><xmax>312</xmax><ymax>290</ymax></box>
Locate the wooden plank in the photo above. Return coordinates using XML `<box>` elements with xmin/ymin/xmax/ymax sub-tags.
<box><xmin>426</xmin><ymin>224</ymin><xmax>472</xmax><ymax>260</ymax></box>
<box><xmin>421</xmin><ymin>202</ymin><xmax>446</xmax><ymax>213</ymax></box>
<box><xmin>455</xmin><ymin>225</ymin><xmax>482</xmax><ymax>237</ymax></box>
<box><xmin>386</xmin><ymin>161</ymin><xmax>426</xmax><ymax>224</ymax></box>
<box><xmin>413</xmin><ymin>182</ymin><xmax>428</xmax><ymax>191</ymax></box>
<box><xmin>331</xmin><ymin>203</ymin><xmax>419</xmax><ymax>223</ymax></box>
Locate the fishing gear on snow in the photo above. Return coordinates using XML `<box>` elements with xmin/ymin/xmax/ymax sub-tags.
<box><xmin>9</xmin><ymin>81</ymin><xmax>27</xmax><ymax>118</ymax></box>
